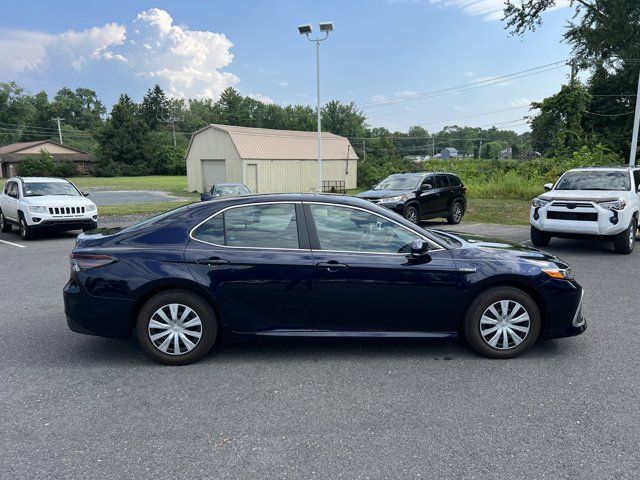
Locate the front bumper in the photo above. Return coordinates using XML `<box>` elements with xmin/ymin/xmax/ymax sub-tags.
<box><xmin>31</xmin><ymin>219</ymin><xmax>98</xmax><ymax>231</ymax></box>
<box><xmin>530</xmin><ymin>201</ymin><xmax>630</xmax><ymax>236</ymax></box>
<box><xmin>542</xmin><ymin>282</ymin><xmax>587</xmax><ymax>339</ymax></box>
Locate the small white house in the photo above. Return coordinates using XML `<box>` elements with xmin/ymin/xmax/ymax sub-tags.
<box><xmin>185</xmin><ymin>124</ymin><xmax>358</xmax><ymax>194</ymax></box>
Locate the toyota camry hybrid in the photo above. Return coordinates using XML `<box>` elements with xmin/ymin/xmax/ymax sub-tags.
<box><xmin>64</xmin><ymin>194</ymin><xmax>586</xmax><ymax>365</ymax></box>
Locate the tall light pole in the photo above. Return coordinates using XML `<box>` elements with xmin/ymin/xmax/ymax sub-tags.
<box><xmin>52</xmin><ymin>117</ymin><xmax>64</xmax><ymax>144</ymax></box>
<box><xmin>629</xmin><ymin>69</ymin><xmax>640</xmax><ymax>166</ymax></box>
<box><xmin>298</xmin><ymin>22</ymin><xmax>333</xmax><ymax>192</ymax></box>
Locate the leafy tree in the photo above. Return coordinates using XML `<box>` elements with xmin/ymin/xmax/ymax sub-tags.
<box><xmin>321</xmin><ymin>101</ymin><xmax>367</xmax><ymax>138</ymax></box>
<box><xmin>51</xmin><ymin>87</ymin><xmax>105</xmax><ymax>130</ymax></box>
<box><xmin>140</xmin><ymin>84</ymin><xmax>169</xmax><ymax>130</ymax></box>
<box><xmin>95</xmin><ymin>94</ymin><xmax>152</xmax><ymax>176</ymax></box>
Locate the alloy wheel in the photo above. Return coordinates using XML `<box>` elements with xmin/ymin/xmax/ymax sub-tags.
<box><xmin>453</xmin><ymin>204</ymin><xmax>462</xmax><ymax>222</ymax></box>
<box><xmin>147</xmin><ymin>303</ymin><xmax>203</xmax><ymax>356</ymax></box>
<box><xmin>479</xmin><ymin>300</ymin><xmax>530</xmax><ymax>350</ymax></box>
<box><xmin>629</xmin><ymin>222</ymin><xmax>635</xmax><ymax>250</ymax></box>
<box><xmin>406</xmin><ymin>208</ymin><xmax>418</xmax><ymax>223</ymax></box>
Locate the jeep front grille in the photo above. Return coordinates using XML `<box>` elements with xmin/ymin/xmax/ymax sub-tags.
<box><xmin>48</xmin><ymin>206</ymin><xmax>86</xmax><ymax>215</ymax></box>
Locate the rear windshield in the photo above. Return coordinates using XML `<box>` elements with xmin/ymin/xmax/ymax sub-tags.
<box><xmin>118</xmin><ymin>204</ymin><xmax>191</xmax><ymax>233</ymax></box>
<box><xmin>374</xmin><ymin>176</ymin><xmax>421</xmax><ymax>191</ymax></box>
<box><xmin>555</xmin><ymin>171</ymin><xmax>630</xmax><ymax>191</ymax></box>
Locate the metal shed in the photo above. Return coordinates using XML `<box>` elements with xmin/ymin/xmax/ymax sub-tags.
<box><xmin>185</xmin><ymin>124</ymin><xmax>358</xmax><ymax>193</ymax></box>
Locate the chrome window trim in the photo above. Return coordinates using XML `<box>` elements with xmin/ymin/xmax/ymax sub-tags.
<box><xmin>305</xmin><ymin>201</ymin><xmax>445</xmax><ymax>252</ymax></box>
<box><xmin>189</xmin><ymin>199</ymin><xmax>446</xmax><ymax>254</ymax></box>
<box><xmin>189</xmin><ymin>201</ymin><xmax>306</xmax><ymax>251</ymax></box>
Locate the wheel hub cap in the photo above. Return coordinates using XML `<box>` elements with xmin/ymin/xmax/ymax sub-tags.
<box><xmin>148</xmin><ymin>303</ymin><xmax>203</xmax><ymax>356</ymax></box>
<box><xmin>479</xmin><ymin>300</ymin><xmax>530</xmax><ymax>350</ymax></box>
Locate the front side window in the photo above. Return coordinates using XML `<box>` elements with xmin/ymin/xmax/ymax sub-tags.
<box><xmin>194</xmin><ymin>203</ymin><xmax>299</xmax><ymax>249</ymax></box>
<box><xmin>23</xmin><ymin>181</ymin><xmax>81</xmax><ymax>197</ymax></box>
<box><xmin>4</xmin><ymin>182</ymin><xmax>14</xmax><ymax>195</ymax></box>
<box><xmin>633</xmin><ymin>170</ymin><xmax>640</xmax><ymax>191</ymax></box>
<box><xmin>555</xmin><ymin>171</ymin><xmax>631</xmax><ymax>191</ymax></box>
<box><xmin>310</xmin><ymin>204</ymin><xmax>417</xmax><ymax>254</ymax></box>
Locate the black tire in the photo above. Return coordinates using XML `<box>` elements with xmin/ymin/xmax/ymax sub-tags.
<box><xmin>403</xmin><ymin>204</ymin><xmax>419</xmax><ymax>224</ymax></box>
<box><xmin>136</xmin><ymin>289</ymin><xmax>217</xmax><ymax>365</ymax></box>
<box><xmin>530</xmin><ymin>226</ymin><xmax>550</xmax><ymax>247</ymax></box>
<box><xmin>18</xmin><ymin>215</ymin><xmax>33</xmax><ymax>240</ymax></box>
<box><xmin>447</xmin><ymin>201</ymin><xmax>464</xmax><ymax>224</ymax></box>
<box><xmin>613</xmin><ymin>218</ymin><xmax>636</xmax><ymax>254</ymax></box>
<box><xmin>0</xmin><ymin>210</ymin><xmax>11</xmax><ymax>233</ymax></box>
<box><xmin>464</xmin><ymin>286</ymin><xmax>541</xmax><ymax>359</ymax></box>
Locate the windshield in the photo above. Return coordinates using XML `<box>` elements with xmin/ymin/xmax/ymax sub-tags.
<box><xmin>374</xmin><ymin>176</ymin><xmax>421</xmax><ymax>191</ymax></box>
<box><xmin>216</xmin><ymin>185</ymin><xmax>250</xmax><ymax>196</ymax></box>
<box><xmin>23</xmin><ymin>181</ymin><xmax>81</xmax><ymax>197</ymax></box>
<box><xmin>555</xmin><ymin>171</ymin><xmax>630</xmax><ymax>191</ymax></box>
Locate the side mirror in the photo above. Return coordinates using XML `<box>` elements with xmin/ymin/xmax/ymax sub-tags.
<box><xmin>410</xmin><ymin>239</ymin><xmax>430</xmax><ymax>258</ymax></box>
<box><xmin>420</xmin><ymin>184</ymin><xmax>433</xmax><ymax>191</ymax></box>
<box><xmin>83</xmin><ymin>191</ymin><xmax>90</xmax><ymax>197</ymax></box>
<box><xmin>543</xmin><ymin>183</ymin><xmax>553</xmax><ymax>191</ymax></box>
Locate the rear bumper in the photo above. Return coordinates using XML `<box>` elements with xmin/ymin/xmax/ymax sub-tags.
<box><xmin>64</xmin><ymin>279</ymin><xmax>134</xmax><ymax>339</ymax></box>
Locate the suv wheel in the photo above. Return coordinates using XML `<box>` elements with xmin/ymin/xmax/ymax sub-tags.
<box><xmin>464</xmin><ymin>286</ymin><xmax>541</xmax><ymax>359</ymax></box>
<box><xmin>403</xmin><ymin>205</ymin><xmax>419</xmax><ymax>224</ymax></box>
<box><xmin>0</xmin><ymin>211</ymin><xmax>11</xmax><ymax>233</ymax></box>
<box><xmin>530</xmin><ymin>226</ymin><xmax>550</xmax><ymax>247</ymax></box>
<box><xmin>613</xmin><ymin>218</ymin><xmax>636</xmax><ymax>254</ymax></box>
<box><xmin>136</xmin><ymin>289</ymin><xmax>217</xmax><ymax>365</ymax></box>
<box><xmin>447</xmin><ymin>201</ymin><xmax>464</xmax><ymax>224</ymax></box>
<box><xmin>18</xmin><ymin>215</ymin><xmax>33</xmax><ymax>240</ymax></box>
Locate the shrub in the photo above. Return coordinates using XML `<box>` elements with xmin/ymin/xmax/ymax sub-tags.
<box><xmin>17</xmin><ymin>150</ymin><xmax>78</xmax><ymax>177</ymax></box>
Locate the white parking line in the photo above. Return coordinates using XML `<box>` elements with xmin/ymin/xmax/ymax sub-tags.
<box><xmin>0</xmin><ymin>239</ymin><xmax>26</xmax><ymax>248</ymax></box>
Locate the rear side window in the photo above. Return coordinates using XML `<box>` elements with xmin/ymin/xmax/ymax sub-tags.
<box><xmin>449</xmin><ymin>175</ymin><xmax>462</xmax><ymax>187</ymax></box>
<box><xmin>634</xmin><ymin>170</ymin><xmax>640</xmax><ymax>191</ymax></box>
<box><xmin>193</xmin><ymin>203</ymin><xmax>300</xmax><ymax>249</ymax></box>
<box><xmin>436</xmin><ymin>175</ymin><xmax>449</xmax><ymax>188</ymax></box>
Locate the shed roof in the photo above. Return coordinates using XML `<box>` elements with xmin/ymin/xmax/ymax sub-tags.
<box><xmin>190</xmin><ymin>124</ymin><xmax>358</xmax><ymax>160</ymax></box>
<box><xmin>0</xmin><ymin>140</ymin><xmax>90</xmax><ymax>155</ymax></box>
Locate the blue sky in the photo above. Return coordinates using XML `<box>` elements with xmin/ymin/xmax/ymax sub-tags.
<box><xmin>0</xmin><ymin>0</ymin><xmax>575</xmax><ymax>133</ymax></box>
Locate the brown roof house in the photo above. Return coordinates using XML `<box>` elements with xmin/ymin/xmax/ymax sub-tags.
<box><xmin>0</xmin><ymin>140</ymin><xmax>96</xmax><ymax>178</ymax></box>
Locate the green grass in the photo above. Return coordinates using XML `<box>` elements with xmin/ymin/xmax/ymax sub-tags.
<box><xmin>67</xmin><ymin>175</ymin><xmax>198</xmax><ymax>198</ymax></box>
<box><xmin>464</xmin><ymin>198</ymin><xmax>530</xmax><ymax>225</ymax></box>
<box><xmin>98</xmin><ymin>201</ymin><xmax>196</xmax><ymax>216</ymax></box>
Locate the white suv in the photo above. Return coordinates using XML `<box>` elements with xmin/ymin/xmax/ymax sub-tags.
<box><xmin>0</xmin><ymin>177</ymin><xmax>98</xmax><ymax>240</ymax></box>
<box><xmin>530</xmin><ymin>167</ymin><xmax>640</xmax><ymax>254</ymax></box>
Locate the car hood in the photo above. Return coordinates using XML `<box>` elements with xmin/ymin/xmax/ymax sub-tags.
<box><xmin>538</xmin><ymin>190</ymin><xmax>626</xmax><ymax>202</ymax></box>
<box><xmin>356</xmin><ymin>189</ymin><xmax>411</xmax><ymax>199</ymax></box>
<box><xmin>21</xmin><ymin>195</ymin><xmax>96</xmax><ymax>207</ymax></box>
<box><xmin>433</xmin><ymin>229</ymin><xmax>568</xmax><ymax>266</ymax></box>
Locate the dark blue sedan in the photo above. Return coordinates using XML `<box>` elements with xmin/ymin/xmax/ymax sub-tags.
<box><xmin>64</xmin><ymin>194</ymin><xmax>586</xmax><ymax>365</ymax></box>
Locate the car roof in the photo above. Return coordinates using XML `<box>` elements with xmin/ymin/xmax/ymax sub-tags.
<box><xmin>215</xmin><ymin>183</ymin><xmax>247</xmax><ymax>186</ymax></box>
<box><xmin>15</xmin><ymin>177</ymin><xmax>70</xmax><ymax>183</ymax></box>
<box><xmin>568</xmin><ymin>166</ymin><xmax>637</xmax><ymax>172</ymax></box>
<box><xmin>388</xmin><ymin>171</ymin><xmax>459</xmax><ymax>177</ymax></box>
<box><xmin>190</xmin><ymin>192</ymin><xmax>377</xmax><ymax>211</ymax></box>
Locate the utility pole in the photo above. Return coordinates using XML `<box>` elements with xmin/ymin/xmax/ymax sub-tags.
<box><xmin>629</xmin><ymin>69</ymin><xmax>640</xmax><ymax>166</ymax></box>
<box><xmin>52</xmin><ymin>117</ymin><xmax>64</xmax><ymax>144</ymax></box>
<box><xmin>478</xmin><ymin>140</ymin><xmax>483</xmax><ymax>159</ymax></box>
<box><xmin>432</xmin><ymin>134</ymin><xmax>435</xmax><ymax>157</ymax></box>
<box><xmin>362</xmin><ymin>139</ymin><xmax>366</xmax><ymax>162</ymax></box>
<box><xmin>158</xmin><ymin>107</ymin><xmax>179</xmax><ymax>147</ymax></box>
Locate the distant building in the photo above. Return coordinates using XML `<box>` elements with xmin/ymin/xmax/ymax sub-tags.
<box><xmin>440</xmin><ymin>147</ymin><xmax>459</xmax><ymax>159</ymax></box>
<box><xmin>185</xmin><ymin>124</ymin><xmax>357</xmax><ymax>193</ymax></box>
<box><xmin>403</xmin><ymin>155</ymin><xmax>430</xmax><ymax>162</ymax></box>
<box><xmin>0</xmin><ymin>140</ymin><xmax>95</xmax><ymax>178</ymax></box>
<box><xmin>501</xmin><ymin>147</ymin><xmax>513</xmax><ymax>159</ymax></box>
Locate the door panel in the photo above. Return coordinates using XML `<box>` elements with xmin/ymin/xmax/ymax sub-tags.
<box><xmin>417</xmin><ymin>177</ymin><xmax>439</xmax><ymax>218</ymax></box>
<box><xmin>306</xmin><ymin>203</ymin><xmax>460</xmax><ymax>333</ymax></box>
<box><xmin>246</xmin><ymin>164</ymin><xmax>258</xmax><ymax>193</ymax></box>
<box><xmin>202</xmin><ymin>159</ymin><xmax>226</xmax><ymax>192</ymax></box>
<box><xmin>185</xmin><ymin>203</ymin><xmax>315</xmax><ymax>333</ymax></box>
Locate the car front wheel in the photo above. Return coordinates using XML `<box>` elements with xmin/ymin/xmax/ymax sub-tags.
<box><xmin>403</xmin><ymin>205</ymin><xmax>419</xmax><ymax>224</ymax></box>
<box><xmin>0</xmin><ymin>211</ymin><xmax>12</xmax><ymax>233</ymax></box>
<box><xmin>136</xmin><ymin>290</ymin><xmax>217</xmax><ymax>365</ymax></box>
<box><xmin>18</xmin><ymin>216</ymin><xmax>33</xmax><ymax>240</ymax></box>
<box><xmin>613</xmin><ymin>218</ymin><xmax>636</xmax><ymax>254</ymax></box>
<box><xmin>464</xmin><ymin>286</ymin><xmax>541</xmax><ymax>359</ymax></box>
<box><xmin>530</xmin><ymin>226</ymin><xmax>550</xmax><ymax>247</ymax></box>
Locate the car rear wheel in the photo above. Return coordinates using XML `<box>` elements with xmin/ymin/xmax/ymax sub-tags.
<box><xmin>447</xmin><ymin>201</ymin><xmax>464</xmax><ymax>224</ymax></box>
<box><xmin>0</xmin><ymin>211</ymin><xmax>12</xmax><ymax>233</ymax></box>
<box><xmin>613</xmin><ymin>218</ymin><xmax>636</xmax><ymax>254</ymax></box>
<box><xmin>530</xmin><ymin>226</ymin><xmax>550</xmax><ymax>247</ymax></box>
<box><xmin>403</xmin><ymin>205</ymin><xmax>419</xmax><ymax>224</ymax></box>
<box><xmin>136</xmin><ymin>290</ymin><xmax>217</xmax><ymax>365</ymax></box>
<box><xmin>464</xmin><ymin>286</ymin><xmax>541</xmax><ymax>359</ymax></box>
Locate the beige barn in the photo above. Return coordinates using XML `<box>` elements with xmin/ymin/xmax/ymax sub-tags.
<box><xmin>185</xmin><ymin>124</ymin><xmax>358</xmax><ymax>194</ymax></box>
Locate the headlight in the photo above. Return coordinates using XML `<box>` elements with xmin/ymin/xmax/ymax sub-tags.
<box><xmin>28</xmin><ymin>206</ymin><xmax>47</xmax><ymax>213</ymax></box>
<box><xmin>597</xmin><ymin>199</ymin><xmax>626</xmax><ymax>211</ymax></box>
<box><xmin>531</xmin><ymin>198</ymin><xmax>549</xmax><ymax>208</ymax></box>
<box><xmin>85</xmin><ymin>204</ymin><xmax>97</xmax><ymax>212</ymax></box>
<box><xmin>379</xmin><ymin>195</ymin><xmax>407</xmax><ymax>204</ymax></box>
<box><xmin>528</xmin><ymin>259</ymin><xmax>574</xmax><ymax>280</ymax></box>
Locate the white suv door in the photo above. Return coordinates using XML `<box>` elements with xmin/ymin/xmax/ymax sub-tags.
<box><xmin>2</xmin><ymin>181</ymin><xmax>19</xmax><ymax>222</ymax></box>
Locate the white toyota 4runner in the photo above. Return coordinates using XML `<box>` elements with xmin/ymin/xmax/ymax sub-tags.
<box><xmin>530</xmin><ymin>167</ymin><xmax>640</xmax><ymax>254</ymax></box>
<box><xmin>0</xmin><ymin>177</ymin><xmax>98</xmax><ymax>240</ymax></box>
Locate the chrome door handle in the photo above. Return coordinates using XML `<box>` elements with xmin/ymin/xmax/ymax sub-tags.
<box><xmin>196</xmin><ymin>257</ymin><xmax>229</xmax><ymax>266</ymax></box>
<box><xmin>316</xmin><ymin>261</ymin><xmax>349</xmax><ymax>272</ymax></box>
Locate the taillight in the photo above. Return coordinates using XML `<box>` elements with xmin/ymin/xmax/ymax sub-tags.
<box><xmin>462</xmin><ymin>186</ymin><xmax>467</xmax><ymax>193</ymax></box>
<box><xmin>70</xmin><ymin>253</ymin><xmax>118</xmax><ymax>272</ymax></box>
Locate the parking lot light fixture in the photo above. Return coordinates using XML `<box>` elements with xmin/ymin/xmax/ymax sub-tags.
<box><xmin>298</xmin><ymin>22</ymin><xmax>334</xmax><ymax>192</ymax></box>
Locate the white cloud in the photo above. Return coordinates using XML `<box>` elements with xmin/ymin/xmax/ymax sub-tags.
<box><xmin>395</xmin><ymin>89</ymin><xmax>419</xmax><ymax>97</ymax></box>
<box><xmin>509</xmin><ymin>97</ymin><xmax>532</xmax><ymax>107</ymax></box>
<box><xmin>370</xmin><ymin>94</ymin><xmax>388</xmax><ymax>102</ymax></box>
<box><xmin>0</xmin><ymin>8</ymin><xmax>239</xmax><ymax>99</ymax></box>
<box><xmin>248</xmin><ymin>93</ymin><xmax>274</xmax><ymax>104</ymax></box>
<box><xmin>429</xmin><ymin>0</ymin><xmax>571</xmax><ymax>22</ymax></box>
<box><xmin>277</xmin><ymin>81</ymin><xmax>290</xmax><ymax>87</ymax></box>
<box><xmin>453</xmin><ymin>105</ymin><xmax>465</xmax><ymax>111</ymax></box>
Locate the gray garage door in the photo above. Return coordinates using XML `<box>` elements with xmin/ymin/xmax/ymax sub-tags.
<box><xmin>202</xmin><ymin>159</ymin><xmax>226</xmax><ymax>192</ymax></box>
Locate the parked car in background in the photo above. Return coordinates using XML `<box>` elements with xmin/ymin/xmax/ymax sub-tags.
<box><xmin>200</xmin><ymin>183</ymin><xmax>250</xmax><ymax>201</ymax></box>
<box><xmin>64</xmin><ymin>193</ymin><xmax>585</xmax><ymax>365</ymax></box>
<box><xmin>356</xmin><ymin>172</ymin><xmax>467</xmax><ymax>224</ymax></box>
<box><xmin>530</xmin><ymin>167</ymin><xmax>640</xmax><ymax>254</ymax></box>
<box><xmin>0</xmin><ymin>177</ymin><xmax>98</xmax><ymax>240</ymax></box>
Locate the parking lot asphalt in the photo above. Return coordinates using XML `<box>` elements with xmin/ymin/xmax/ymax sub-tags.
<box><xmin>1</xmin><ymin>221</ymin><xmax>639</xmax><ymax>479</ymax></box>
<box><xmin>89</xmin><ymin>190</ymin><xmax>188</xmax><ymax>206</ymax></box>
